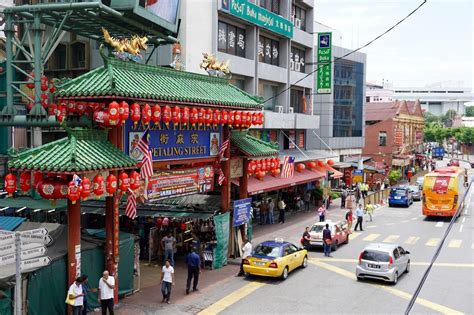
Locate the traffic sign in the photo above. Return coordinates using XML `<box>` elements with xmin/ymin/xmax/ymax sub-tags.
<box><xmin>21</xmin><ymin>246</ymin><xmax>46</xmax><ymax>260</ymax></box>
<box><xmin>21</xmin><ymin>228</ymin><xmax>48</xmax><ymax>236</ymax></box>
<box><xmin>0</xmin><ymin>253</ymin><xmax>16</xmax><ymax>266</ymax></box>
<box><xmin>20</xmin><ymin>233</ymin><xmax>53</xmax><ymax>246</ymax></box>
<box><xmin>20</xmin><ymin>256</ymin><xmax>52</xmax><ymax>271</ymax></box>
<box><xmin>0</xmin><ymin>233</ymin><xmax>15</xmax><ymax>246</ymax></box>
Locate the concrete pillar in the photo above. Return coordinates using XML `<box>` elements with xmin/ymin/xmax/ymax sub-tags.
<box><xmin>67</xmin><ymin>199</ymin><xmax>81</xmax><ymax>286</ymax></box>
<box><xmin>239</xmin><ymin>158</ymin><xmax>249</xmax><ymax>199</ymax></box>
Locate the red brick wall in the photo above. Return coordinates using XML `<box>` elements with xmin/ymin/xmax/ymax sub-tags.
<box><xmin>362</xmin><ymin>119</ymin><xmax>394</xmax><ymax>166</ymax></box>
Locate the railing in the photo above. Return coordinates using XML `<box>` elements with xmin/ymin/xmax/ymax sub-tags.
<box><xmin>363</xmin><ymin>188</ymin><xmax>391</xmax><ymax>206</ymax></box>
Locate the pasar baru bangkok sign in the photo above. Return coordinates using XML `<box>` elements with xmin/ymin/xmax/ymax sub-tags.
<box><xmin>124</xmin><ymin>120</ymin><xmax>221</xmax><ymax>161</ymax></box>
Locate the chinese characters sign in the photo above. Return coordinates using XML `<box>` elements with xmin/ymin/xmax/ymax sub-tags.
<box><xmin>316</xmin><ymin>33</ymin><xmax>332</xmax><ymax>94</ymax></box>
<box><xmin>394</xmin><ymin>128</ymin><xmax>403</xmax><ymax>146</ymax></box>
<box><xmin>124</xmin><ymin>120</ymin><xmax>221</xmax><ymax>161</ymax></box>
<box><xmin>225</xmin><ymin>0</ymin><xmax>293</xmax><ymax>38</ymax></box>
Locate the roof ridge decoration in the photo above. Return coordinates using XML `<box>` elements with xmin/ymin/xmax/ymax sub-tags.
<box><xmin>230</xmin><ymin>130</ymin><xmax>279</xmax><ymax>157</ymax></box>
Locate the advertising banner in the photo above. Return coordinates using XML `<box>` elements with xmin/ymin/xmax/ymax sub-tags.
<box><xmin>213</xmin><ymin>212</ymin><xmax>230</xmax><ymax>269</ymax></box>
<box><xmin>316</xmin><ymin>32</ymin><xmax>332</xmax><ymax>94</ymax></box>
<box><xmin>233</xmin><ymin>198</ymin><xmax>252</xmax><ymax>227</ymax></box>
<box><xmin>124</xmin><ymin>120</ymin><xmax>221</xmax><ymax>161</ymax></box>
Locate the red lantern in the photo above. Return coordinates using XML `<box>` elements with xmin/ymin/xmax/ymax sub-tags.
<box><xmin>27</xmin><ymin>102</ymin><xmax>34</xmax><ymax>112</ymax></box>
<box><xmin>48</xmin><ymin>103</ymin><xmax>57</xmax><ymax>116</ymax></box>
<box><xmin>66</xmin><ymin>101</ymin><xmax>75</xmax><ymax>114</ymax></box>
<box><xmin>275</xmin><ymin>157</ymin><xmax>281</xmax><ymax>168</ymax></box>
<box><xmin>327</xmin><ymin>159</ymin><xmax>334</xmax><ymax>166</ymax></box>
<box><xmin>152</xmin><ymin>104</ymin><xmax>161</xmax><ymax>123</ymax></box>
<box><xmin>26</xmin><ymin>72</ymin><xmax>35</xmax><ymax>89</ymax></box>
<box><xmin>271</xmin><ymin>168</ymin><xmax>281</xmax><ymax>177</ymax></box>
<box><xmin>251</xmin><ymin>112</ymin><xmax>258</xmax><ymax>126</ymax></box>
<box><xmin>129</xmin><ymin>171</ymin><xmax>141</xmax><ymax>191</ymax></box>
<box><xmin>234</xmin><ymin>111</ymin><xmax>242</xmax><ymax>126</ymax></box>
<box><xmin>41</xmin><ymin>97</ymin><xmax>49</xmax><ymax>109</ymax></box>
<box><xmin>198</xmin><ymin>108</ymin><xmax>205</xmax><ymax>125</ymax></box>
<box><xmin>205</xmin><ymin>108</ymin><xmax>213</xmax><ymax>126</ymax></box>
<box><xmin>222</xmin><ymin>110</ymin><xmax>229</xmax><ymax>125</ymax></box>
<box><xmin>56</xmin><ymin>103</ymin><xmax>67</xmax><ymax>123</ymax></box>
<box><xmin>130</xmin><ymin>103</ymin><xmax>141</xmax><ymax>125</ymax></box>
<box><xmin>142</xmin><ymin>103</ymin><xmax>152</xmax><ymax>125</ymax></box>
<box><xmin>307</xmin><ymin>161</ymin><xmax>316</xmax><ymax>169</ymax></box>
<box><xmin>106</xmin><ymin>174</ymin><xmax>117</xmax><ymax>196</ymax></box>
<box><xmin>266</xmin><ymin>158</ymin><xmax>272</xmax><ymax>171</ymax></box>
<box><xmin>213</xmin><ymin>109</ymin><xmax>220</xmax><ymax>125</ymax></box>
<box><xmin>296</xmin><ymin>163</ymin><xmax>306</xmax><ymax>172</ymax></box>
<box><xmin>317</xmin><ymin>160</ymin><xmax>324</xmax><ymax>167</ymax></box>
<box><xmin>93</xmin><ymin>111</ymin><xmax>112</xmax><ymax>126</ymax></box>
<box><xmin>49</xmin><ymin>85</ymin><xmax>56</xmax><ymax>94</ymax></box>
<box><xmin>93</xmin><ymin>175</ymin><xmax>105</xmax><ymax>197</ymax></box>
<box><xmin>4</xmin><ymin>173</ymin><xmax>16</xmax><ymax>196</ymax></box>
<box><xmin>171</xmin><ymin>105</ymin><xmax>181</xmax><ymax>125</ymax></box>
<box><xmin>255</xmin><ymin>160</ymin><xmax>262</xmax><ymax>172</ymax></box>
<box><xmin>241</xmin><ymin>111</ymin><xmax>248</xmax><ymax>127</ymax></box>
<box><xmin>36</xmin><ymin>176</ymin><xmax>68</xmax><ymax>201</ymax></box>
<box><xmin>181</xmin><ymin>107</ymin><xmax>190</xmax><ymax>125</ymax></box>
<box><xmin>119</xmin><ymin>172</ymin><xmax>130</xmax><ymax>191</ymax></box>
<box><xmin>190</xmin><ymin>108</ymin><xmax>198</xmax><ymax>126</ymax></box>
<box><xmin>228</xmin><ymin>111</ymin><xmax>235</xmax><ymax>126</ymax></box>
<box><xmin>261</xmin><ymin>160</ymin><xmax>267</xmax><ymax>171</ymax></box>
<box><xmin>19</xmin><ymin>171</ymin><xmax>31</xmax><ymax>192</ymax></box>
<box><xmin>81</xmin><ymin>177</ymin><xmax>91</xmax><ymax>200</ymax></box>
<box><xmin>257</xmin><ymin>112</ymin><xmax>264</xmax><ymax>125</ymax></box>
<box><xmin>68</xmin><ymin>181</ymin><xmax>82</xmax><ymax>204</ymax></box>
<box><xmin>76</xmin><ymin>102</ymin><xmax>87</xmax><ymax>115</ymax></box>
<box><xmin>108</xmin><ymin>101</ymin><xmax>120</xmax><ymax>121</ymax></box>
<box><xmin>248</xmin><ymin>160</ymin><xmax>255</xmax><ymax>174</ymax></box>
<box><xmin>32</xmin><ymin>171</ymin><xmax>43</xmax><ymax>190</ymax></box>
<box><xmin>119</xmin><ymin>101</ymin><xmax>129</xmax><ymax>122</ymax></box>
<box><xmin>256</xmin><ymin>171</ymin><xmax>266</xmax><ymax>181</ymax></box>
<box><xmin>270</xmin><ymin>158</ymin><xmax>276</xmax><ymax>170</ymax></box>
<box><xmin>40</xmin><ymin>76</ymin><xmax>48</xmax><ymax>87</ymax></box>
<box><xmin>162</xmin><ymin>105</ymin><xmax>171</xmax><ymax>126</ymax></box>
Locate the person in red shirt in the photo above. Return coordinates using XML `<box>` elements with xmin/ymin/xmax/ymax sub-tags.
<box><xmin>345</xmin><ymin>208</ymin><xmax>353</xmax><ymax>234</ymax></box>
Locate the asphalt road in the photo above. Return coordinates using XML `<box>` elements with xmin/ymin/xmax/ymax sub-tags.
<box><xmin>193</xmin><ymin>182</ymin><xmax>474</xmax><ymax>315</ymax></box>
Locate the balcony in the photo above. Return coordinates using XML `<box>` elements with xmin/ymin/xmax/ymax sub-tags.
<box><xmin>290</xmin><ymin>70</ymin><xmax>313</xmax><ymax>89</ymax></box>
<box><xmin>292</xmin><ymin>27</ymin><xmax>313</xmax><ymax>48</ymax></box>
<box><xmin>262</xmin><ymin>110</ymin><xmax>320</xmax><ymax>129</ymax></box>
<box><xmin>217</xmin><ymin>52</ymin><xmax>255</xmax><ymax>78</ymax></box>
<box><xmin>258</xmin><ymin>63</ymin><xmax>287</xmax><ymax>84</ymax></box>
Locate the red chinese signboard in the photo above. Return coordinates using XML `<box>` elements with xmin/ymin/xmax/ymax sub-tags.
<box><xmin>394</xmin><ymin>128</ymin><xmax>403</xmax><ymax>146</ymax></box>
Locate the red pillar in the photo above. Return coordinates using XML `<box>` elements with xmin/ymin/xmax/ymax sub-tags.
<box><xmin>239</xmin><ymin>158</ymin><xmax>249</xmax><ymax>199</ymax></box>
<box><xmin>221</xmin><ymin>126</ymin><xmax>231</xmax><ymax>212</ymax></box>
<box><xmin>67</xmin><ymin>199</ymin><xmax>81</xmax><ymax>286</ymax></box>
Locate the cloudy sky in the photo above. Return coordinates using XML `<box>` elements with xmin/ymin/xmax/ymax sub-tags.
<box><xmin>315</xmin><ymin>0</ymin><xmax>473</xmax><ymax>89</ymax></box>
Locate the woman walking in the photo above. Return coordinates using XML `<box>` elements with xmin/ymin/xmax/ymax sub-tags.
<box><xmin>318</xmin><ymin>204</ymin><xmax>326</xmax><ymax>222</ymax></box>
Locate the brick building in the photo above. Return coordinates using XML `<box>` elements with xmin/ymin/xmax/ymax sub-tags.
<box><xmin>363</xmin><ymin>100</ymin><xmax>424</xmax><ymax>173</ymax></box>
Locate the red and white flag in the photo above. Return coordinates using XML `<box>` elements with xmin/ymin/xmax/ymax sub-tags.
<box><xmin>125</xmin><ymin>189</ymin><xmax>137</xmax><ymax>219</ymax></box>
<box><xmin>281</xmin><ymin>156</ymin><xmax>295</xmax><ymax>179</ymax></box>
<box><xmin>219</xmin><ymin>138</ymin><xmax>230</xmax><ymax>160</ymax></box>
<box><xmin>136</xmin><ymin>128</ymin><xmax>153</xmax><ymax>179</ymax></box>
<box><xmin>218</xmin><ymin>167</ymin><xmax>226</xmax><ymax>186</ymax></box>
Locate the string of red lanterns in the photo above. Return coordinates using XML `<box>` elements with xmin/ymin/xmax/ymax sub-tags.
<box><xmin>247</xmin><ymin>157</ymin><xmax>281</xmax><ymax>180</ymax></box>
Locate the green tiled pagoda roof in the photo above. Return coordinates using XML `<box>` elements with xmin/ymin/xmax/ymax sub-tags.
<box><xmin>8</xmin><ymin>128</ymin><xmax>137</xmax><ymax>173</ymax></box>
<box><xmin>56</xmin><ymin>57</ymin><xmax>263</xmax><ymax>110</ymax></box>
<box><xmin>231</xmin><ymin>130</ymin><xmax>279</xmax><ymax>157</ymax></box>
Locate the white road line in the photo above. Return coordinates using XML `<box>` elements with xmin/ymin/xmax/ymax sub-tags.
<box><xmin>426</xmin><ymin>238</ymin><xmax>440</xmax><ymax>247</ymax></box>
<box><xmin>405</xmin><ymin>236</ymin><xmax>420</xmax><ymax>245</ymax></box>
<box><xmin>462</xmin><ymin>217</ymin><xmax>466</xmax><ymax>224</ymax></box>
<box><xmin>401</xmin><ymin>220</ymin><xmax>410</xmax><ymax>223</ymax></box>
<box><xmin>386</xmin><ymin>223</ymin><xmax>394</xmax><ymax>226</ymax></box>
<box><xmin>383</xmin><ymin>235</ymin><xmax>400</xmax><ymax>243</ymax></box>
<box><xmin>435</xmin><ymin>221</ymin><xmax>444</xmax><ymax>228</ymax></box>
<box><xmin>363</xmin><ymin>233</ymin><xmax>381</xmax><ymax>241</ymax></box>
<box><xmin>459</xmin><ymin>224</ymin><xmax>463</xmax><ymax>233</ymax></box>
<box><xmin>367</xmin><ymin>225</ymin><xmax>377</xmax><ymax>229</ymax></box>
<box><xmin>448</xmin><ymin>240</ymin><xmax>462</xmax><ymax>248</ymax></box>
<box><xmin>411</xmin><ymin>217</ymin><xmax>418</xmax><ymax>221</ymax></box>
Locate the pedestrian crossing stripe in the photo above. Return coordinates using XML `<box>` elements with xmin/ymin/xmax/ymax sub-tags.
<box><xmin>405</xmin><ymin>236</ymin><xmax>420</xmax><ymax>245</ymax></box>
<box><xmin>448</xmin><ymin>240</ymin><xmax>462</xmax><ymax>248</ymax></box>
<box><xmin>350</xmin><ymin>232</ymin><xmax>361</xmax><ymax>240</ymax></box>
<box><xmin>363</xmin><ymin>234</ymin><xmax>381</xmax><ymax>241</ymax></box>
<box><xmin>383</xmin><ymin>235</ymin><xmax>400</xmax><ymax>243</ymax></box>
<box><xmin>426</xmin><ymin>238</ymin><xmax>440</xmax><ymax>247</ymax></box>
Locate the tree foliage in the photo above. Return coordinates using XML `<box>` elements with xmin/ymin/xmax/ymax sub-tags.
<box><xmin>423</xmin><ymin>123</ymin><xmax>474</xmax><ymax>144</ymax></box>
<box><xmin>466</xmin><ymin>106</ymin><xmax>474</xmax><ymax>117</ymax></box>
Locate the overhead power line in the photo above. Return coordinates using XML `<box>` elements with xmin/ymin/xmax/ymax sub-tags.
<box><xmin>263</xmin><ymin>0</ymin><xmax>428</xmax><ymax>104</ymax></box>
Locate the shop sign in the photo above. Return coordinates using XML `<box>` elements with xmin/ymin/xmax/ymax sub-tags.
<box><xmin>394</xmin><ymin>128</ymin><xmax>403</xmax><ymax>145</ymax></box>
<box><xmin>316</xmin><ymin>33</ymin><xmax>332</xmax><ymax>94</ymax></box>
<box><xmin>352</xmin><ymin>169</ymin><xmax>363</xmax><ymax>183</ymax></box>
<box><xmin>124</xmin><ymin>120</ymin><xmax>221</xmax><ymax>161</ymax></box>
<box><xmin>146</xmin><ymin>167</ymin><xmax>215</xmax><ymax>201</ymax></box>
<box><xmin>233</xmin><ymin>198</ymin><xmax>252</xmax><ymax>227</ymax></box>
<box><xmin>223</xmin><ymin>0</ymin><xmax>293</xmax><ymax>38</ymax></box>
<box><xmin>230</xmin><ymin>159</ymin><xmax>243</xmax><ymax>179</ymax></box>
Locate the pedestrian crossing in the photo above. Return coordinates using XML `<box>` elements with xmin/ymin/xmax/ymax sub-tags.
<box><xmin>352</xmin><ymin>233</ymin><xmax>471</xmax><ymax>249</ymax></box>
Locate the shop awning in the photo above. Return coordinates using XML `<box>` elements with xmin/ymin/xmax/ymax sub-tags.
<box><xmin>279</xmin><ymin>149</ymin><xmax>337</xmax><ymax>163</ymax></box>
<box><xmin>57</xmin><ymin>56</ymin><xmax>263</xmax><ymax>110</ymax></box>
<box><xmin>231</xmin><ymin>130</ymin><xmax>279</xmax><ymax>157</ymax></box>
<box><xmin>392</xmin><ymin>159</ymin><xmax>410</xmax><ymax>167</ymax></box>
<box><xmin>0</xmin><ymin>197</ymin><xmax>67</xmax><ymax>211</ymax></box>
<box><xmin>331</xmin><ymin>162</ymin><xmax>352</xmax><ymax>169</ymax></box>
<box><xmin>316</xmin><ymin>164</ymin><xmax>344</xmax><ymax>179</ymax></box>
<box><xmin>0</xmin><ymin>216</ymin><xmax>26</xmax><ymax>231</ymax></box>
<box><xmin>232</xmin><ymin>169</ymin><xmax>326</xmax><ymax>196</ymax></box>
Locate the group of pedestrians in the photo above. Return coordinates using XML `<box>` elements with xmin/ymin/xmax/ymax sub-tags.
<box><xmin>67</xmin><ymin>271</ymin><xmax>115</xmax><ymax>315</ymax></box>
<box><xmin>258</xmin><ymin>198</ymin><xmax>276</xmax><ymax>225</ymax></box>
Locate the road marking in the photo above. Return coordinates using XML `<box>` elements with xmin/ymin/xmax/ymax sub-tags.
<box><xmin>349</xmin><ymin>232</ymin><xmax>361</xmax><ymax>240</ymax></box>
<box><xmin>386</xmin><ymin>223</ymin><xmax>395</xmax><ymax>226</ymax></box>
<box><xmin>309</xmin><ymin>259</ymin><xmax>464</xmax><ymax>315</ymax></box>
<box><xmin>462</xmin><ymin>217</ymin><xmax>466</xmax><ymax>223</ymax></box>
<box><xmin>405</xmin><ymin>236</ymin><xmax>420</xmax><ymax>245</ymax></box>
<box><xmin>411</xmin><ymin>217</ymin><xmax>418</xmax><ymax>221</ymax></box>
<box><xmin>367</xmin><ymin>225</ymin><xmax>377</xmax><ymax>229</ymax></box>
<box><xmin>363</xmin><ymin>234</ymin><xmax>380</xmax><ymax>241</ymax></box>
<box><xmin>426</xmin><ymin>238</ymin><xmax>440</xmax><ymax>247</ymax></box>
<box><xmin>472</xmin><ymin>243</ymin><xmax>474</xmax><ymax>249</ymax></box>
<box><xmin>435</xmin><ymin>221</ymin><xmax>444</xmax><ymax>228</ymax></box>
<box><xmin>197</xmin><ymin>281</ymin><xmax>266</xmax><ymax>315</ymax></box>
<box><xmin>401</xmin><ymin>220</ymin><xmax>410</xmax><ymax>223</ymax></box>
<box><xmin>459</xmin><ymin>224</ymin><xmax>463</xmax><ymax>233</ymax></box>
<box><xmin>314</xmin><ymin>258</ymin><xmax>474</xmax><ymax>268</ymax></box>
<box><xmin>383</xmin><ymin>235</ymin><xmax>400</xmax><ymax>243</ymax></box>
<box><xmin>448</xmin><ymin>240</ymin><xmax>462</xmax><ymax>248</ymax></box>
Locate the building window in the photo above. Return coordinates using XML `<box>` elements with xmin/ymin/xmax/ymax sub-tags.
<box><xmin>259</xmin><ymin>82</ymin><xmax>278</xmax><ymax>110</ymax></box>
<box><xmin>290</xmin><ymin>47</ymin><xmax>305</xmax><ymax>73</ymax></box>
<box><xmin>259</xmin><ymin>0</ymin><xmax>279</xmax><ymax>14</ymax></box>
<box><xmin>218</xmin><ymin>21</ymin><xmax>246</xmax><ymax>57</ymax></box>
<box><xmin>70</xmin><ymin>42</ymin><xmax>87</xmax><ymax>69</ymax></box>
<box><xmin>333</xmin><ymin>59</ymin><xmax>364</xmax><ymax>137</ymax></box>
<box><xmin>290</xmin><ymin>89</ymin><xmax>305</xmax><ymax>113</ymax></box>
<box><xmin>258</xmin><ymin>36</ymin><xmax>279</xmax><ymax>66</ymax></box>
<box><xmin>283</xmin><ymin>130</ymin><xmax>296</xmax><ymax>150</ymax></box>
<box><xmin>291</xmin><ymin>5</ymin><xmax>306</xmax><ymax>31</ymax></box>
<box><xmin>379</xmin><ymin>132</ymin><xmax>387</xmax><ymax>146</ymax></box>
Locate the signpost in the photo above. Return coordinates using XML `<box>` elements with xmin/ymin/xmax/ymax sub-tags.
<box><xmin>316</xmin><ymin>32</ymin><xmax>332</xmax><ymax>94</ymax></box>
<box><xmin>0</xmin><ymin>229</ymin><xmax>52</xmax><ymax>315</ymax></box>
<box><xmin>233</xmin><ymin>198</ymin><xmax>252</xmax><ymax>227</ymax></box>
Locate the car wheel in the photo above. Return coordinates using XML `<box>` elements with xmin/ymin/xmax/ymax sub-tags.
<box><xmin>244</xmin><ymin>271</ymin><xmax>249</xmax><ymax>277</ymax></box>
<box><xmin>281</xmin><ymin>266</ymin><xmax>289</xmax><ymax>280</ymax></box>
<box><xmin>302</xmin><ymin>256</ymin><xmax>308</xmax><ymax>268</ymax></box>
<box><xmin>332</xmin><ymin>240</ymin><xmax>339</xmax><ymax>251</ymax></box>
<box><xmin>393</xmin><ymin>272</ymin><xmax>398</xmax><ymax>284</ymax></box>
<box><xmin>405</xmin><ymin>261</ymin><xmax>410</xmax><ymax>274</ymax></box>
<box><xmin>356</xmin><ymin>276</ymin><xmax>363</xmax><ymax>281</ymax></box>
<box><xmin>389</xmin><ymin>203</ymin><xmax>393</xmax><ymax>207</ymax></box>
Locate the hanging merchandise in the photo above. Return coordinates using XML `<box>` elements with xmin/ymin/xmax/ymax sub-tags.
<box><xmin>190</xmin><ymin>108</ymin><xmax>198</xmax><ymax>126</ymax></box>
<box><xmin>67</xmin><ymin>180</ymin><xmax>82</xmax><ymax>204</ymax></box>
<box><xmin>129</xmin><ymin>171</ymin><xmax>141</xmax><ymax>191</ymax></box>
<box><xmin>142</xmin><ymin>103</ymin><xmax>152</xmax><ymax>125</ymax></box>
<box><xmin>81</xmin><ymin>177</ymin><xmax>91</xmax><ymax>200</ymax></box>
<box><xmin>130</xmin><ymin>103</ymin><xmax>141</xmax><ymax>125</ymax></box>
<box><xmin>108</xmin><ymin>101</ymin><xmax>120</xmax><ymax>121</ymax></box>
<box><xmin>172</xmin><ymin>105</ymin><xmax>181</xmax><ymax>125</ymax></box>
<box><xmin>162</xmin><ymin>105</ymin><xmax>171</xmax><ymax>127</ymax></box>
<box><xmin>93</xmin><ymin>174</ymin><xmax>105</xmax><ymax>197</ymax></box>
<box><xmin>106</xmin><ymin>174</ymin><xmax>117</xmax><ymax>196</ymax></box>
<box><xmin>120</xmin><ymin>101</ymin><xmax>130</xmax><ymax>122</ymax></box>
<box><xmin>181</xmin><ymin>107</ymin><xmax>190</xmax><ymax>125</ymax></box>
<box><xmin>4</xmin><ymin>173</ymin><xmax>16</xmax><ymax>196</ymax></box>
<box><xmin>119</xmin><ymin>172</ymin><xmax>130</xmax><ymax>191</ymax></box>
<box><xmin>307</xmin><ymin>161</ymin><xmax>316</xmax><ymax>169</ymax></box>
<box><xmin>152</xmin><ymin>104</ymin><xmax>161</xmax><ymax>123</ymax></box>
<box><xmin>19</xmin><ymin>171</ymin><xmax>31</xmax><ymax>192</ymax></box>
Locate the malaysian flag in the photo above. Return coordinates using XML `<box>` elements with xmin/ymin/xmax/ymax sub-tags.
<box><xmin>219</xmin><ymin>138</ymin><xmax>230</xmax><ymax>160</ymax></box>
<box><xmin>281</xmin><ymin>156</ymin><xmax>295</xmax><ymax>178</ymax></box>
<box><xmin>125</xmin><ymin>188</ymin><xmax>136</xmax><ymax>219</ymax></box>
<box><xmin>136</xmin><ymin>128</ymin><xmax>153</xmax><ymax>179</ymax></box>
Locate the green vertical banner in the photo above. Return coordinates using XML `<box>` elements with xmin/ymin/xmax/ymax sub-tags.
<box><xmin>213</xmin><ymin>212</ymin><xmax>230</xmax><ymax>269</ymax></box>
<box><xmin>316</xmin><ymin>32</ymin><xmax>332</xmax><ymax>94</ymax></box>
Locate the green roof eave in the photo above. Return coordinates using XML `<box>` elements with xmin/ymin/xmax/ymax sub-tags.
<box><xmin>231</xmin><ymin>130</ymin><xmax>279</xmax><ymax>157</ymax></box>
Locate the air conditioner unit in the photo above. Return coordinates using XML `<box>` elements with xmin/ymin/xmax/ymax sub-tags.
<box><xmin>288</xmin><ymin>107</ymin><xmax>294</xmax><ymax>114</ymax></box>
<box><xmin>295</xmin><ymin>18</ymin><xmax>301</xmax><ymax>29</ymax></box>
<box><xmin>275</xmin><ymin>105</ymin><xmax>284</xmax><ymax>113</ymax></box>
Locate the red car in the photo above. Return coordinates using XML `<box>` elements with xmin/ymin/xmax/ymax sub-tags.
<box><xmin>448</xmin><ymin>159</ymin><xmax>460</xmax><ymax>167</ymax></box>
<box><xmin>308</xmin><ymin>221</ymin><xmax>350</xmax><ymax>251</ymax></box>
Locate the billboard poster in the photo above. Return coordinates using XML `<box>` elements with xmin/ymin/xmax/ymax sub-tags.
<box><xmin>124</xmin><ymin>120</ymin><xmax>221</xmax><ymax>161</ymax></box>
<box><xmin>145</xmin><ymin>0</ymin><xmax>179</xmax><ymax>24</ymax></box>
<box><xmin>233</xmin><ymin>198</ymin><xmax>252</xmax><ymax>227</ymax></box>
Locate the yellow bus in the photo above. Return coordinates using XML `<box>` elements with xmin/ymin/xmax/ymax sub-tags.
<box><xmin>422</xmin><ymin>167</ymin><xmax>467</xmax><ymax>217</ymax></box>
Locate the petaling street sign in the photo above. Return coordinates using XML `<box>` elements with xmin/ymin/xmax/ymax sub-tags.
<box><xmin>316</xmin><ymin>32</ymin><xmax>332</xmax><ymax>94</ymax></box>
<box><xmin>223</xmin><ymin>0</ymin><xmax>293</xmax><ymax>38</ymax></box>
<box><xmin>124</xmin><ymin>120</ymin><xmax>221</xmax><ymax>161</ymax></box>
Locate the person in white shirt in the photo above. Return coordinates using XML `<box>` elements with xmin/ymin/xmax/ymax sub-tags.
<box><xmin>98</xmin><ymin>270</ymin><xmax>115</xmax><ymax>315</ymax></box>
<box><xmin>237</xmin><ymin>238</ymin><xmax>252</xmax><ymax>276</ymax></box>
<box><xmin>160</xmin><ymin>259</ymin><xmax>175</xmax><ymax>303</ymax></box>
<box><xmin>68</xmin><ymin>277</ymin><xmax>85</xmax><ymax>315</ymax></box>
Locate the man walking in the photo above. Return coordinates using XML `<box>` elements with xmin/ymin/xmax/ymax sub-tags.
<box><xmin>302</xmin><ymin>227</ymin><xmax>311</xmax><ymax>250</ymax></box>
<box><xmin>341</xmin><ymin>188</ymin><xmax>347</xmax><ymax>209</ymax></box>
<box><xmin>237</xmin><ymin>238</ymin><xmax>252</xmax><ymax>276</ymax></box>
<box><xmin>98</xmin><ymin>270</ymin><xmax>115</xmax><ymax>315</ymax></box>
<box><xmin>81</xmin><ymin>275</ymin><xmax>97</xmax><ymax>315</ymax></box>
<box><xmin>278</xmin><ymin>198</ymin><xmax>286</xmax><ymax>224</ymax></box>
<box><xmin>160</xmin><ymin>259</ymin><xmax>174</xmax><ymax>304</ymax></box>
<box><xmin>259</xmin><ymin>199</ymin><xmax>267</xmax><ymax>225</ymax></box>
<box><xmin>161</xmin><ymin>231</ymin><xmax>176</xmax><ymax>266</ymax></box>
<box><xmin>267</xmin><ymin>198</ymin><xmax>275</xmax><ymax>224</ymax></box>
<box><xmin>322</xmin><ymin>224</ymin><xmax>332</xmax><ymax>257</ymax></box>
<box><xmin>68</xmin><ymin>277</ymin><xmax>85</xmax><ymax>315</ymax></box>
<box><xmin>304</xmin><ymin>191</ymin><xmax>311</xmax><ymax>212</ymax></box>
<box><xmin>354</xmin><ymin>204</ymin><xmax>364</xmax><ymax>231</ymax></box>
<box><xmin>185</xmin><ymin>247</ymin><xmax>201</xmax><ymax>294</ymax></box>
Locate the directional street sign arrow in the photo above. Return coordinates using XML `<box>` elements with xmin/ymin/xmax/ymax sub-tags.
<box><xmin>20</xmin><ymin>233</ymin><xmax>53</xmax><ymax>246</ymax></box>
<box><xmin>20</xmin><ymin>256</ymin><xmax>52</xmax><ymax>271</ymax></box>
<box><xmin>0</xmin><ymin>243</ymin><xmax>16</xmax><ymax>256</ymax></box>
<box><xmin>21</xmin><ymin>246</ymin><xmax>46</xmax><ymax>260</ymax></box>
<box><xmin>0</xmin><ymin>230</ymin><xmax>14</xmax><ymax>235</ymax></box>
<box><xmin>20</xmin><ymin>243</ymin><xmax>45</xmax><ymax>250</ymax></box>
<box><xmin>21</xmin><ymin>228</ymin><xmax>49</xmax><ymax>236</ymax></box>
<box><xmin>0</xmin><ymin>233</ymin><xmax>15</xmax><ymax>246</ymax></box>
<box><xmin>0</xmin><ymin>253</ymin><xmax>16</xmax><ymax>266</ymax></box>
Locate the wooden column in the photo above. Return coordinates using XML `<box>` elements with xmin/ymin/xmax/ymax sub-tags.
<box><xmin>221</xmin><ymin>126</ymin><xmax>231</xmax><ymax>212</ymax></box>
<box><xmin>239</xmin><ymin>158</ymin><xmax>249</xmax><ymax>199</ymax></box>
<box><xmin>67</xmin><ymin>199</ymin><xmax>81</xmax><ymax>286</ymax></box>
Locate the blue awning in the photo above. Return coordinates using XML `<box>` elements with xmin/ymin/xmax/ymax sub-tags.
<box><xmin>0</xmin><ymin>216</ymin><xmax>26</xmax><ymax>231</ymax></box>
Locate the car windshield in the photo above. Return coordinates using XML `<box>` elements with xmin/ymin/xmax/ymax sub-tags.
<box><xmin>391</xmin><ymin>189</ymin><xmax>407</xmax><ymax>196</ymax></box>
<box><xmin>253</xmin><ymin>245</ymin><xmax>281</xmax><ymax>258</ymax></box>
<box><xmin>310</xmin><ymin>225</ymin><xmax>325</xmax><ymax>232</ymax></box>
<box><xmin>361</xmin><ymin>250</ymin><xmax>390</xmax><ymax>262</ymax></box>
<box><xmin>408</xmin><ymin>186</ymin><xmax>419</xmax><ymax>192</ymax></box>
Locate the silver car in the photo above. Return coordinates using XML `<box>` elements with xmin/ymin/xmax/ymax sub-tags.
<box><xmin>356</xmin><ymin>243</ymin><xmax>410</xmax><ymax>284</ymax></box>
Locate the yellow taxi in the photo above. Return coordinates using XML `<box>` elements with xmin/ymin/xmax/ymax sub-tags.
<box><xmin>242</xmin><ymin>239</ymin><xmax>308</xmax><ymax>280</ymax></box>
